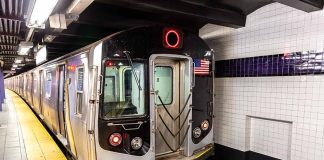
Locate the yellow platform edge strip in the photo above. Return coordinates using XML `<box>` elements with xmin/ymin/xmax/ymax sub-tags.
<box><xmin>194</xmin><ymin>146</ymin><xmax>213</xmax><ymax>159</ymax></box>
<box><xmin>7</xmin><ymin>89</ymin><xmax>67</xmax><ymax>160</ymax></box>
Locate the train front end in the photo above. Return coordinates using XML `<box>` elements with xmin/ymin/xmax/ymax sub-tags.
<box><xmin>94</xmin><ymin>26</ymin><xmax>214</xmax><ymax>160</ymax></box>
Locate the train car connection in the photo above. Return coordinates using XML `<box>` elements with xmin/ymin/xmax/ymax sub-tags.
<box><xmin>5</xmin><ymin>26</ymin><xmax>214</xmax><ymax>160</ymax></box>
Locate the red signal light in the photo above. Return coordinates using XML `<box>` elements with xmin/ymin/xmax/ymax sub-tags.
<box><xmin>163</xmin><ymin>28</ymin><xmax>183</xmax><ymax>49</ymax></box>
<box><xmin>106</xmin><ymin>61</ymin><xmax>114</xmax><ymax>67</ymax></box>
<box><xmin>109</xmin><ymin>133</ymin><xmax>122</xmax><ymax>146</ymax></box>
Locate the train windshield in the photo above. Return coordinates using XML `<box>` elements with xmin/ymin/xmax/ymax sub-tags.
<box><xmin>101</xmin><ymin>60</ymin><xmax>145</xmax><ymax>119</ymax></box>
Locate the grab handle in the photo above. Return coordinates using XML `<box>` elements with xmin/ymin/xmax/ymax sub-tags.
<box><xmin>192</xmin><ymin>61</ymin><xmax>195</xmax><ymax>88</ymax></box>
<box><xmin>107</xmin><ymin>121</ymin><xmax>143</xmax><ymax>130</ymax></box>
<box><xmin>98</xmin><ymin>75</ymin><xmax>103</xmax><ymax>95</ymax></box>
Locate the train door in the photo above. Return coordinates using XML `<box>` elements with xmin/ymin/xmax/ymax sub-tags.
<box><xmin>150</xmin><ymin>54</ymin><xmax>192</xmax><ymax>158</ymax></box>
<box><xmin>39</xmin><ymin>70</ymin><xmax>44</xmax><ymax>116</ymax></box>
<box><xmin>58</xmin><ymin>65</ymin><xmax>66</xmax><ymax>137</ymax></box>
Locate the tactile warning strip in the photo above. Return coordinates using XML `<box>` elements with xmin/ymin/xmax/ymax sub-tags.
<box><xmin>6</xmin><ymin>90</ymin><xmax>66</xmax><ymax>160</ymax></box>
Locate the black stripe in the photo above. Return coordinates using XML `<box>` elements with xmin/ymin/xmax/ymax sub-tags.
<box><xmin>215</xmin><ymin>51</ymin><xmax>324</xmax><ymax>77</ymax></box>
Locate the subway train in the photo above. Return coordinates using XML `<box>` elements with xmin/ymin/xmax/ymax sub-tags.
<box><xmin>5</xmin><ymin>26</ymin><xmax>215</xmax><ymax>160</ymax></box>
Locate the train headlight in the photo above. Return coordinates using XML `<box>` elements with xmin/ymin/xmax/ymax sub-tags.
<box><xmin>201</xmin><ymin>120</ymin><xmax>209</xmax><ymax>131</ymax></box>
<box><xmin>131</xmin><ymin>137</ymin><xmax>143</xmax><ymax>150</ymax></box>
<box><xmin>193</xmin><ymin>127</ymin><xmax>202</xmax><ymax>138</ymax></box>
<box><xmin>109</xmin><ymin>133</ymin><xmax>122</xmax><ymax>146</ymax></box>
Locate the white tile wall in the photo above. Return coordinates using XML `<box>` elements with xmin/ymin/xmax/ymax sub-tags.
<box><xmin>200</xmin><ymin>3</ymin><xmax>324</xmax><ymax>159</ymax></box>
<box><xmin>248</xmin><ymin>117</ymin><xmax>292</xmax><ymax>160</ymax></box>
<box><xmin>213</xmin><ymin>77</ymin><xmax>324</xmax><ymax>160</ymax></box>
<box><xmin>200</xmin><ymin>3</ymin><xmax>324</xmax><ymax>61</ymax></box>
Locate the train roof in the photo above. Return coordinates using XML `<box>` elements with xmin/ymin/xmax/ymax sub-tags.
<box><xmin>8</xmin><ymin>25</ymin><xmax>209</xmax><ymax>76</ymax></box>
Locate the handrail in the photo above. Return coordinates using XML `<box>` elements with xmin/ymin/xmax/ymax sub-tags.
<box><xmin>64</xmin><ymin>78</ymin><xmax>77</xmax><ymax>157</ymax></box>
<box><xmin>107</xmin><ymin>121</ymin><xmax>143</xmax><ymax>130</ymax></box>
<box><xmin>123</xmin><ymin>50</ymin><xmax>142</xmax><ymax>90</ymax></box>
<box><xmin>192</xmin><ymin>61</ymin><xmax>195</xmax><ymax>87</ymax></box>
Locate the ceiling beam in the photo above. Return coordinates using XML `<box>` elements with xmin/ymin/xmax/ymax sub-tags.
<box><xmin>0</xmin><ymin>54</ymin><xmax>32</xmax><ymax>58</ymax></box>
<box><xmin>0</xmin><ymin>15</ymin><xmax>24</xmax><ymax>21</ymax></box>
<box><xmin>275</xmin><ymin>0</ymin><xmax>324</xmax><ymax>12</ymax></box>
<box><xmin>51</xmin><ymin>35</ymin><xmax>96</xmax><ymax>46</ymax></box>
<box><xmin>0</xmin><ymin>49</ymin><xmax>18</xmax><ymax>52</ymax></box>
<box><xmin>45</xmin><ymin>31</ymin><xmax>100</xmax><ymax>40</ymax></box>
<box><xmin>94</xmin><ymin>0</ymin><xmax>246</xmax><ymax>28</ymax></box>
<box><xmin>45</xmin><ymin>42</ymin><xmax>84</xmax><ymax>48</ymax></box>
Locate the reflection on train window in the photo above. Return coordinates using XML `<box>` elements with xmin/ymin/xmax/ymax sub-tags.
<box><xmin>34</xmin><ymin>78</ymin><xmax>37</xmax><ymax>93</ymax></box>
<box><xmin>76</xmin><ymin>67</ymin><xmax>84</xmax><ymax>115</ymax></box>
<box><xmin>102</xmin><ymin>60</ymin><xmax>145</xmax><ymax>118</ymax></box>
<box><xmin>45</xmin><ymin>72</ymin><xmax>52</xmax><ymax>98</ymax></box>
<box><xmin>155</xmin><ymin>66</ymin><xmax>173</xmax><ymax>105</ymax></box>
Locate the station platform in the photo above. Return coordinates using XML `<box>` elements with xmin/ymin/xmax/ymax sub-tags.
<box><xmin>0</xmin><ymin>89</ymin><xmax>66</xmax><ymax>160</ymax></box>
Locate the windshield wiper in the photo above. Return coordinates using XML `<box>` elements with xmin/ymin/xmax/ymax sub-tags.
<box><xmin>123</xmin><ymin>51</ymin><xmax>142</xmax><ymax>90</ymax></box>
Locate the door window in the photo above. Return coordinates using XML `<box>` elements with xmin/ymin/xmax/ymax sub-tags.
<box><xmin>155</xmin><ymin>66</ymin><xmax>173</xmax><ymax>105</ymax></box>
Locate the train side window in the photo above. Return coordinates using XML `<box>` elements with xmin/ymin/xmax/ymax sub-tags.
<box><xmin>155</xmin><ymin>66</ymin><xmax>173</xmax><ymax>105</ymax></box>
<box><xmin>76</xmin><ymin>66</ymin><xmax>84</xmax><ymax>115</ymax></box>
<box><xmin>45</xmin><ymin>71</ymin><xmax>52</xmax><ymax>98</ymax></box>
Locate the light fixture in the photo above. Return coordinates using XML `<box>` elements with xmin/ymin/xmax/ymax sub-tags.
<box><xmin>27</xmin><ymin>0</ymin><xmax>59</xmax><ymax>28</ymax></box>
<box><xmin>131</xmin><ymin>137</ymin><xmax>143</xmax><ymax>150</ymax></box>
<box><xmin>109</xmin><ymin>133</ymin><xmax>122</xmax><ymax>147</ymax></box>
<box><xmin>201</xmin><ymin>120</ymin><xmax>209</xmax><ymax>131</ymax></box>
<box><xmin>15</xmin><ymin>57</ymin><xmax>24</xmax><ymax>64</ymax></box>
<box><xmin>18</xmin><ymin>42</ymin><xmax>33</xmax><ymax>55</ymax></box>
<box><xmin>193</xmin><ymin>127</ymin><xmax>202</xmax><ymax>138</ymax></box>
<box><xmin>35</xmin><ymin>46</ymin><xmax>47</xmax><ymax>65</ymax></box>
<box><xmin>163</xmin><ymin>28</ymin><xmax>183</xmax><ymax>49</ymax></box>
<box><xmin>17</xmin><ymin>63</ymin><xmax>25</xmax><ymax>67</ymax></box>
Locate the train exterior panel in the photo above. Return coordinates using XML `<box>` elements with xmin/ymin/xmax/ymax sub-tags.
<box><xmin>5</xmin><ymin>26</ymin><xmax>214</xmax><ymax>160</ymax></box>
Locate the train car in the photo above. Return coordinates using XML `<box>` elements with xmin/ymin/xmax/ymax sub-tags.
<box><xmin>5</xmin><ymin>26</ymin><xmax>215</xmax><ymax>160</ymax></box>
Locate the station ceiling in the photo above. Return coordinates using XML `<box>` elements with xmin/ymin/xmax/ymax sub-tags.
<box><xmin>1</xmin><ymin>0</ymin><xmax>323</xmax><ymax>76</ymax></box>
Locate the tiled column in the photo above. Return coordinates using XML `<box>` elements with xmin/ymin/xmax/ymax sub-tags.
<box><xmin>0</xmin><ymin>70</ymin><xmax>4</xmax><ymax>111</ymax></box>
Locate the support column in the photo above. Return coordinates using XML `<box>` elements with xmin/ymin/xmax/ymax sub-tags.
<box><xmin>0</xmin><ymin>70</ymin><xmax>4</xmax><ymax>111</ymax></box>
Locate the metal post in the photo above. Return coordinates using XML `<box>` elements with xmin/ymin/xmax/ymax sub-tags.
<box><xmin>0</xmin><ymin>70</ymin><xmax>4</xmax><ymax>111</ymax></box>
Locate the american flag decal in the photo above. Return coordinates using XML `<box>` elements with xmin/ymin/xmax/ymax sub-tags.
<box><xmin>194</xmin><ymin>59</ymin><xmax>210</xmax><ymax>75</ymax></box>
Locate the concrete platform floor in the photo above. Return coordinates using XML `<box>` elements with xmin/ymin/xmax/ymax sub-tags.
<box><xmin>0</xmin><ymin>90</ymin><xmax>66</xmax><ymax>160</ymax></box>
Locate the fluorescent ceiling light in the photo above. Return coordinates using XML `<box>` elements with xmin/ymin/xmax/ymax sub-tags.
<box><xmin>18</xmin><ymin>48</ymin><xmax>30</xmax><ymax>55</ymax></box>
<box><xmin>14</xmin><ymin>59</ymin><xmax>22</xmax><ymax>63</ymax></box>
<box><xmin>36</xmin><ymin>46</ymin><xmax>48</xmax><ymax>65</ymax></box>
<box><xmin>27</xmin><ymin>0</ymin><xmax>59</xmax><ymax>28</ymax></box>
<box><xmin>18</xmin><ymin>42</ymin><xmax>33</xmax><ymax>55</ymax></box>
